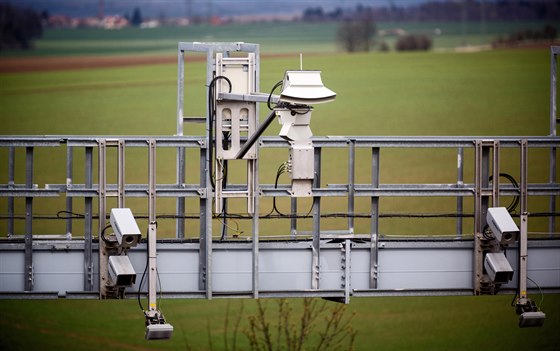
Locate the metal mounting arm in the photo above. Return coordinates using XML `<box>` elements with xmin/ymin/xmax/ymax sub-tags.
<box><xmin>235</xmin><ymin>109</ymin><xmax>278</xmax><ymax>159</ymax></box>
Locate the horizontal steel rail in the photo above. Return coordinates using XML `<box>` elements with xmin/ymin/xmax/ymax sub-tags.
<box><xmin>1</xmin><ymin>134</ymin><xmax>559</xmax><ymax>299</ymax></box>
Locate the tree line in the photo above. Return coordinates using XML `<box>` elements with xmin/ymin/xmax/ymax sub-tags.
<box><xmin>0</xmin><ymin>3</ymin><xmax>43</xmax><ymax>51</ymax></box>
<box><xmin>303</xmin><ymin>0</ymin><xmax>560</xmax><ymax>23</ymax></box>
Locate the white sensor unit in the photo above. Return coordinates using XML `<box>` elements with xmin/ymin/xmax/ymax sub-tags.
<box><xmin>280</xmin><ymin>71</ymin><xmax>336</xmax><ymax>105</ymax></box>
<box><xmin>108</xmin><ymin>255</ymin><xmax>136</xmax><ymax>287</ymax></box>
<box><xmin>110</xmin><ymin>208</ymin><xmax>141</xmax><ymax>248</ymax></box>
<box><xmin>145</xmin><ymin>323</ymin><xmax>174</xmax><ymax>340</ymax></box>
<box><xmin>519</xmin><ymin>311</ymin><xmax>546</xmax><ymax>328</ymax></box>
<box><xmin>487</xmin><ymin>207</ymin><xmax>519</xmax><ymax>246</ymax></box>
<box><xmin>484</xmin><ymin>252</ymin><xmax>514</xmax><ymax>283</ymax></box>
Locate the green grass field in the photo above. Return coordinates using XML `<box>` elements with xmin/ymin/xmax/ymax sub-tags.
<box><xmin>0</xmin><ymin>24</ymin><xmax>559</xmax><ymax>350</ymax></box>
<box><xmin>0</xmin><ymin>20</ymin><xmax>554</xmax><ymax>57</ymax></box>
<box><xmin>0</xmin><ymin>47</ymin><xmax>556</xmax><ymax>237</ymax></box>
<box><xmin>1</xmin><ymin>295</ymin><xmax>559</xmax><ymax>350</ymax></box>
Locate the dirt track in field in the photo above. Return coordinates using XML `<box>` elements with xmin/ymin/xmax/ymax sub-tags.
<box><xmin>0</xmin><ymin>55</ymin><xmax>180</xmax><ymax>73</ymax></box>
<box><xmin>0</xmin><ymin>52</ymin><xmax>302</xmax><ymax>73</ymax></box>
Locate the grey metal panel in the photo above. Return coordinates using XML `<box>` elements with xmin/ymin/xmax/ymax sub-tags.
<box><xmin>0</xmin><ymin>251</ymin><xmax>24</xmax><ymax>291</ymax></box>
<box><xmin>503</xmin><ymin>246</ymin><xmax>560</xmax><ymax>289</ymax></box>
<box><xmin>259</xmin><ymin>248</ymin><xmax>312</xmax><ymax>291</ymax></box>
<box><xmin>1</xmin><ymin>240</ymin><xmax>559</xmax><ymax>297</ymax></box>
<box><xmin>213</xmin><ymin>249</ymin><xmax>252</xmax><ymax>292</ymax></box>
<box><xmin>351</xmin><ymin>247</ymin><xmax>473</xmax><ymax>291</ymax></box>
<box><xmin>381</xmin><ymin>248</ymin><xmax>473</xmax><ymax>290</ymax></box>
<box><xmin>126</xmin><ymin>248</ymin><xmax>200</xmax><ymax>293</ymax></box>
<box><xmin>33</xmin><ymin>251</ymin><xmax>84</xmax><ymax>294</ymax></box>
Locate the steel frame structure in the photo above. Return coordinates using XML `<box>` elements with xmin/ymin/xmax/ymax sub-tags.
<box><xmin>0</xmin><ymin>44</ymin><xmax>559</xmax><ymax>304</ymax></box>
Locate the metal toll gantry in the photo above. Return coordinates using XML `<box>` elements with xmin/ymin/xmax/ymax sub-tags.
<box><xmin>1</xmin><ymin>43</ymin><xmax>560</xmax><ymax>338</ymax></box>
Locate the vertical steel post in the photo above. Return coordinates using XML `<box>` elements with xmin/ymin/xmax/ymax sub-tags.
<box><xmin>492</xmin><ymin>141</ymin><xmax>500</xmax><ymax>208</ymax></box>
<box><xmin>84</xmin><ymin>146</ymin><xmax>94</xmax><ymax>291</ymax></box>
<box><xmin>252</xmin><ymin>46</ymin><xmax>261</xmax><ymax>298</ymax></box>
<box><xmin>551</xmin><ymin>48</ymin><xmax>558</xmax><ymax>136</ymax></box>
<box><xmin>348</xmin><ymin>139</ymin><xmax>355</xmax><ymax>234</ymax></box>
<box><xmin>456</xmin><ymin>147</ymin><xmax>464</xmax><ymax>238</ymax></box>
<box><xmin>199</xmin><ymin>145</ymin><xmax>211</xmax><ymax>297</ymax></box>
<box><xmin>290</xmin><ymin>197</ymin><xmax>297</xmax><ymax>239</ymax></box>
<box><xmin>7</xmin><ymin>146</ymin><xmax>15</xmax><ymax>237</ymax></box>
<box><xmin>518</xmin><ymin>139</ymin><xmax>529</xmax><ymax>303</ymax></box>
<box><xmin>176</xmin><ymin>48</ymin><xmax>185</xmax><ymax>137</ymax></box>
<box><xmin>176</xmin><ymin>48</ymin><xmax>186</xmax><ymax>239</ymax></box>
<box><xmin>176</xmin><ymin>147</ymin><xmax>185</xmax><ymax>239</ymax></box>
<box><xmin>66</xmin><ymin>146</ymin><xmax>73</xmax><ymax>240</ymax></box>
<box><xmin>98</xmin><ymin>139</ymin><xmax>108</xmax><ymax>297</ymax></box>
<box><xmin>24</xmin><ymin>146</ymin><xmax>34</xmax><ymax>291</ymax></box>
<box><xmin>252</xmin><ymin>150</ymin><xmax>259</xmax><ymax>299</ymax></box>
<box><xmin>343</xmin><ymin>239</ymin><xmax>351</xmax><ymax>304</ymax></box>
<box><xmin>370</xmin><ymin>147</ymin><xmax>380</xmax><ymax>289</ymax></box>
<box><xmin>549</xmin><ymin>47</ymin><xmax>558</xmax><ymax>235</ymax></box>
<box><xmin>203</xmin><ymin>49</ymin><xmax>214</xmax><ymax>299</ymax></box>
<box><xmin>117</xmin><ymin>139</ymin><xmax>125</xmax><ymax>208</ymax></box>
<box><xmin>311</xmin><ymin>147</ymin><xmax>321</xmax><ymax>289</ymax></box>
<box><xmin>147</xmin><ymin>139</ymin><xmax>158</xmax><ymax>313</ymax></box>
<box><xmin>474</xmin><ymin>140</ymin><xmax>490</xmax><ymax>295</ymax></box>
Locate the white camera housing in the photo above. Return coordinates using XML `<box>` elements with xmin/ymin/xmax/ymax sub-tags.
<box><xmin>519</xmin><ymin>311</ymin><xmax>546</xmax><ymax>328</ymax></box>
<box><xmin>280</xmin><ymin>70</ymin><xmax>336</xmax><ymax>105</ymax></box>
<box><xmin>110</xmin><ymin>208</ymin><xmax>141</xmax><ymax>248</ymax></box>
<box><xmin>108</xmin><ymin>255</ymin><xmax>136</xmax><ymax>287</ymax></box>
<box><xmin>486</xmin><ymin>207</ymin><xmax>519</xmax><ymax>246</ymax></box>
<box><xmin>484</xmin><ymin>252</ymin><xmax>514</xmax><ymax>283</ymax></box>
<box><xmin>145</xmin><ymin>323</ymin><xmax>174</xmax><ymax>340</ymax></box>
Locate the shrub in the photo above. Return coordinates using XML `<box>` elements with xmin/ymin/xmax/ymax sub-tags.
<box><xmin>395</xmin><ymin>34</ymin><xmax>432</xmax><ymax>51</ymax></box>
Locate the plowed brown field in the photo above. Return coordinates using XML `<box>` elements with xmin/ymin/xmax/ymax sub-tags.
<box><xmin>0</xmin><ymin>55</ymin><xmax>180</xmax><ymax>73</ymax></box>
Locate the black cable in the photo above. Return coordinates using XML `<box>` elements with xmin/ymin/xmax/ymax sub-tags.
<box><xmin>489</xmin><ymin>173</ymin><xmax>520</xmax><ymax>213</ymax></box>
<box><xmin>137</xmin><ymin>224</ymin><xmax>156</xmax><ymax>313</ymax></box>
<box><xmin>265</xmin><ymin>162</ymin><xmax>289</xmax><ymax>217</ymax></box>
<box><xmin>100</xmin><ymin>223</ymin><xmax>112</xmax><ymax>243</ymax></box>
<box><xmin>267</xmin><ymin>80</ymin><xmax>283</xmax><ymax>110</ymax></box>
<box><xmin>7</xmin><ymin>210</ymin><xmax>560</xmax><ymax>221</ymax></box>
<box><xmin>482</xmin><ymin>224</ymin><xmax>495</xmax><ymax>241</ymax></box>
<box><xmin>272</xmin><ymin>164</ymin><xmax>288</xmax><ymax>216</ymax></box>
<box><xmin>219</xmin><ymin>158</ymin><xmax>229</xmax><ymax>241</ymax></box>
<box><xmin>156</xmin><ymin>267</ymin><xmax>163</xmax><ymax>310</ymax></box>
<box><xmin>510</xmin><ymin>290</ymin><xmax>518</xmax><ymax>307</ymax></box>
<box><xmin>527</xmin><ymin>276</ymin><xmax>545</xmax><ymax>309</ymax></box>
<box><xmin>287</xmin><ymin>104</ymin><xmax>312</xmax><ymax>115</ymax></box>
<box><xmin>207</xmin><ymin>75</ymin><xmax>232</xmax><ymax>191</ymax></box>
<box><xmin>138</xmin><ymin>258</ymin><xmax>148</xmax><ymax>313</ymax></box>
<box><xmin>56</xmin><ymin>210</ymin><xmax>85</xmax><ymax>219</ymax></box>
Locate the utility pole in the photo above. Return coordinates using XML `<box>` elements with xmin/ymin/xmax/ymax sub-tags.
<box><xmin>98</xmin><ymin>0</ymin><xmax>105</xmax><ymax>19</ymax></box>
<box><xmin>186</xmin><ymin>0</ymin><xmax>192</xmax><ymax>21</ymax></box>
<box><xmin>461</xmin><ymin>0</ymin><xmax>468</xmax><ymax>47</ymax></box>
<box><xmin>480</xmin><ymin>0</ymin><xmax>486</xmax><ymax>45</ymax></box>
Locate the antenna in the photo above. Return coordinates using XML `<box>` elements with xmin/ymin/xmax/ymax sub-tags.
<box><xmin>299</xmin><ymin>53</ymin><xmax>303</xmax><ymax>70</ymax></box>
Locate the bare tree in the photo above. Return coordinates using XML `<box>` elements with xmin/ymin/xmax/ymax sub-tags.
<box><xmin>241</xmin><ymin>298</ymin><xmax>357</xmax><ymax>351</ymax></box>
<box><xmin>337</xmin><ymin>17</ymin><xmax>376</xmax><ymax>53</ymax></box>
